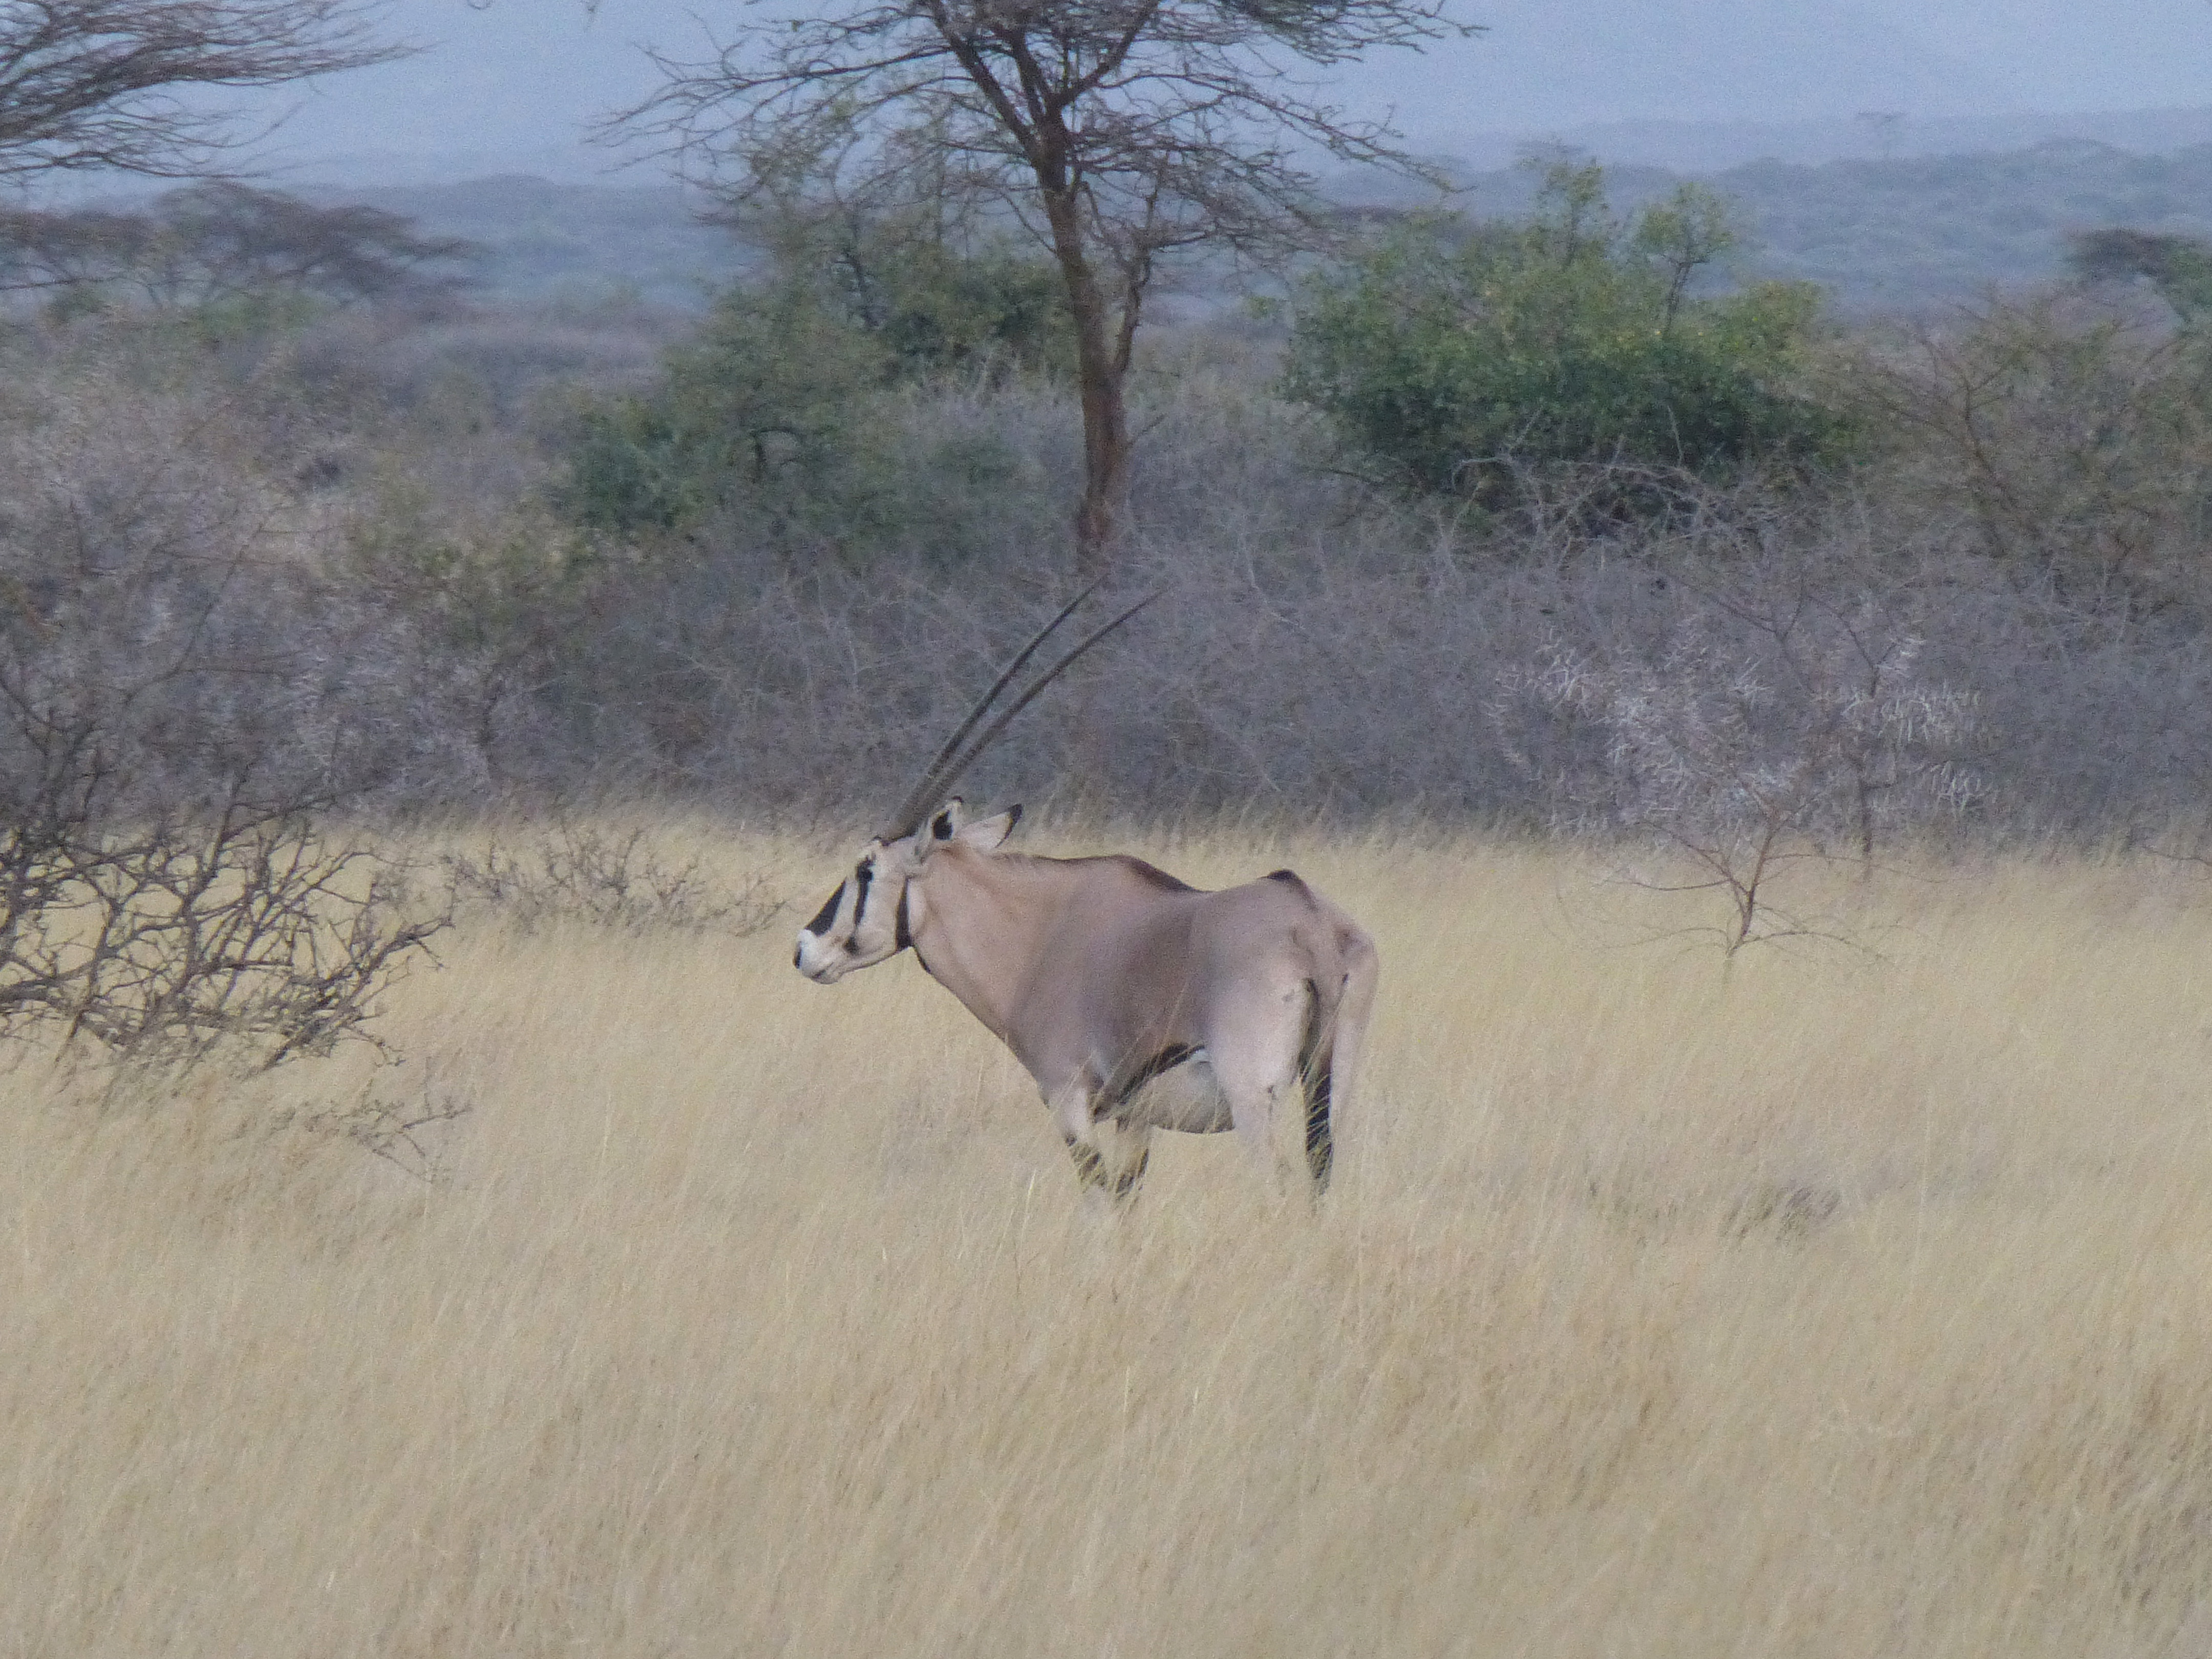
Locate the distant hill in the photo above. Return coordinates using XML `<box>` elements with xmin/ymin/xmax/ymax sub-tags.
<box><xmin>1363</xmin><ymin>139</ymin><xmax>2212</xmax><ymax>316</ymax></box>
<box><xmin>326</xmin><ymin>138</ymin><xmax>2212</xmax><ymax>320</ymax></box>
<box><xmin>1712</xmin><ymin>141</ymin><xmax>2212</xmax><ymax>313</ymax></box>
<box><xmin>313</xmin><ymin>175</ymin><xmax>750</xmax><ymax>310</ymax></box>
<box><xmin>1431</xmin><ymin>106</ymin><xmax>2212</xmax><ymax>175</ymax></box>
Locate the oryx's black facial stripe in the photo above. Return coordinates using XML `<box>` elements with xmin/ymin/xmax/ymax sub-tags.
<box><xmin>844</xmin><ymin>860</ymin><xmax>874</xmax><ymax>951</ymax></box>
<box><xmin>802</xmin><ymin>886</ymin><xmax>842</xmax><ymax>936</ymax></box>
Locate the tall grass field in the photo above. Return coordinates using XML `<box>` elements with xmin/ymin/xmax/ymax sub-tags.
<box><xmin>8</xmin><ymin>823</ymin><xmax>2212</xmax><ymax>1656</ymax></box>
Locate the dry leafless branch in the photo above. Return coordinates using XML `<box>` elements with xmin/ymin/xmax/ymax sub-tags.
<box><xmin>0</xmin><ymin>2</ymin><xmax>403</xmax><ymax>182</ymax></box>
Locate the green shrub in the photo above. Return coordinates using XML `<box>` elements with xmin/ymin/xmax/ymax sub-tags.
<box><xmin>557</xmin><ymin>280</ymin><xmax>885</xmax><ymax>534</ymax></box>
<box><xmin>834</xmin><ymin>235</ymin><xmax>1073</xmax><ymax>381</ymax></box>
<box><xmin>2070</xmin><ymin>228</ymin><xmax>2212</xmax><ymax>323</ymax></box>
<box><xmin>1282</xmin><ymin>162</ymin><xmax>1857</xmax><ymax>500</ymax></box>
<box><xmin>552</xmin><ymin>224</ymin><xmax>1071</xmax><ymax>548</ymax></box>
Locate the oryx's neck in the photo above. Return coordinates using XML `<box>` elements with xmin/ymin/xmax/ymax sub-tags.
<box><xmin>905</xmin><ymin>850</ymin><xmax>1071</xmax><ymax>1049</ymax></box>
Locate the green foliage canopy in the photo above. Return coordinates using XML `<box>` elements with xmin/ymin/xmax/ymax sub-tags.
<box><xmin>557</xmin><ymin>217</ymin><xmax>1070</xmax><ymax>552</ymax></box>
<box><xmin>1283</xmin><ymin>163</ymin><xmax>1855</xmax><ymax>498</ymax></box>
<box><xmin>2069</xmin><ymin>227</ymin><xmax>2212</xmax><ymax>323</ymax></box>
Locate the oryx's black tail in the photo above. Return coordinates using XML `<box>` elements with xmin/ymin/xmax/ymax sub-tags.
<box><xmin>1298</xmin><ymin>979</ymin><xmax>1335</xmax><ymax>1193</ymax></box>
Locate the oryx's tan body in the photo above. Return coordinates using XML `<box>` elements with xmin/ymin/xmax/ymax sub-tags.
<box><xmin>917</xmin><ymin>838</ymin><xmax>1375</xmax><ymax>1188</ymax></box>
<box><xmin>797</xmin><ymin>806</ymin><xmax>1378</xmax><ymax>1197</ymax></box>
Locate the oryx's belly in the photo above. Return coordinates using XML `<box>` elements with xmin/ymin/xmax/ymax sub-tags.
<box><xmin>1109</xmin><ymin>1050</ymin><xmax>1232</xmax><ymax>1134</ymax></box>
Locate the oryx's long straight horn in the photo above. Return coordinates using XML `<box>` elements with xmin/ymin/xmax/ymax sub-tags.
<box><xmin>915</xmin><ymin>589</ymin><xmax>1162</xmax><ymax>821</ymax></box>
<box><xmin>877</xmin><ymin>579</ymin><xmax>1104</xmax><ymax>841</ymax></box>
<box><xmin>877</xmin><ymin>584</ymin><xmax>1163</xmax><ymax>841</ymax></box>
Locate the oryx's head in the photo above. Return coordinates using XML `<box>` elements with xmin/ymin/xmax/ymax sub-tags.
<box><xmin>791</xmin><ymin>580</ymin><xmax>1159</xmax><ymax>988</ymax></box>
<box><xmin>793</xmin><ymin>800</ymin><xmax>1020</xmax><ymax>982</ymax></box>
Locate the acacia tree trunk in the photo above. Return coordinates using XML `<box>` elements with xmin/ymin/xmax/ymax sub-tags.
<box><xmin>1043</xmin><ymin>185</ymin><xmax>1132</xmax><ymax>582</ymax></box>
<box><xmin>1072</xmin><ymin>327</ymin><xmax>1131</xmax><ymax>580</ymax></box>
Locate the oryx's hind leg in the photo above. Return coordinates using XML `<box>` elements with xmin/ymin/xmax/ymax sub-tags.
<box><xmin>1051</xmin><ymin>1083</ymin><xmax>1153</xmax><ymax>1202</ymax></box>
<box><xmin>1316</xmin><ymin>928</ymin><xmax>1379</xmax><ymax>1189</ymax></box>
<box><xmin>1206</xmin><ymin>978</ymin><xmax>1315</xmax><ymax>1195</ymax></box>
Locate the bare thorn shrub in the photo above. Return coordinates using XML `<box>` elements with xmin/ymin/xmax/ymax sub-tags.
<box><xmin>0</xmin><ymin>345</ymin><xmax>458</xmax><ymax>1073</ymax></box>
<box><xmin>0</xmin><ymin>808</ymin><xmax>446</xmax><ymax>1070</ymax></box>
<box><xmin>1519</xmin><ymin>577</ymin><xmax>1979</xmax><ymax>954</ymax></box>
<box><xmin>442</xmin><ymin>822</ymin><xmax>780</xmax><ymax>936</ymax></box>
<box><xmin>1872</xmin><ymin>293</ymin><xmax>2212</xmax><ymax>614</ymax></box>
<box><xmin>277</xmin><ymin>1065</ymin><xmax>473</xmax><ymax>1182</ymax></box>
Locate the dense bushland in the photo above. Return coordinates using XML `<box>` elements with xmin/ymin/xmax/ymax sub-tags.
<box><xmin>6</xmin><ymin>176</ymin><xmax>2212</xmax><ymax>881</ymax></box>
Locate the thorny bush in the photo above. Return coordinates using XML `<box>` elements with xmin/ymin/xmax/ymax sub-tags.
<box><xmin>442</xmin><ymin>820</ymin><xmax>780</xmax><ymax>935</ymax></box>
<box><xmin>0</xmin><ymin>347</ymin><xmax>452</xmax><ymax>1069</ymax></box>
<box><xmin>1515</xmin><ymin>577</ymin><xmax>1980</xmax><ymax>952</ymax></box>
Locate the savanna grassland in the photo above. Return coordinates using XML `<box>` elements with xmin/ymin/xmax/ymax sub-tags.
<box><xmin>13</xmin><ymin>18</ymin><xmax>2212</xmax><ymax>1653</ymax></box>
<box><xmin>8</xmin><ymin>823</ymin><xmax>2212</xmax><ymax>1657</ymax></box>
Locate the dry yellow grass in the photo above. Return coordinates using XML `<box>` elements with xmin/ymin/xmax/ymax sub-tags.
<box><xmin>8</xmin><ymin>823</ymin><xmax>2212</xmax><ymax>1656</ymax></box>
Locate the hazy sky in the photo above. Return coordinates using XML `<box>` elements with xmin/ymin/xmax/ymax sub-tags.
<box><xmin>232</xmin><ymin>0</ymin><xmax>2212</xmax><ymax>182</ymax></box>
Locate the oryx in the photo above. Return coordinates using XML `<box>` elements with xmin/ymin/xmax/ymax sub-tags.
<box><xmin>794</xmin><ymin>588</ymin><xmax>1377</xmax><ymax>1199</ymax></box>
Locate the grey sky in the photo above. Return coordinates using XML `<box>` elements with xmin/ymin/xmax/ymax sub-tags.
<box><xmin>230</xmin><ymin>0</ymin><xmax>2211</xmax><ymax>184</ymax></box>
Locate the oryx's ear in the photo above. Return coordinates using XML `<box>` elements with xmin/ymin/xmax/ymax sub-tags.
<box><xmin>955</xmin><ymin>804</ymin><xmax>1020</xmax><ymax>851</ymax></box>
<box><xmin>927</xmin><ymin>799</ymin><xmax>967</xmax><ymax>842</ymax></box>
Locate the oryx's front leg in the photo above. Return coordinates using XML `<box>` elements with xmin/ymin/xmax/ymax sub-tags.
<box><xmin>1050</xmin><ymin>1081</ymin><xmax>1153</xmax><ymax>1202</ymax></box>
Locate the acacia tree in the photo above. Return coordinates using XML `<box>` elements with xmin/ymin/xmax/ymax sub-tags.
<box><xmin>603</xmin><ymin>0</ymin><xmax>1468</xmax><ymax>576</ymax></box>
<box><xmin>0</xmin><ymin>181</ymin><xmax>474</xmax><ymax>305</ymax></box>
<box><xmin>0</xmin><ymin>1</ymin><xmax>398</xmax><ymax>182</ymax></box>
